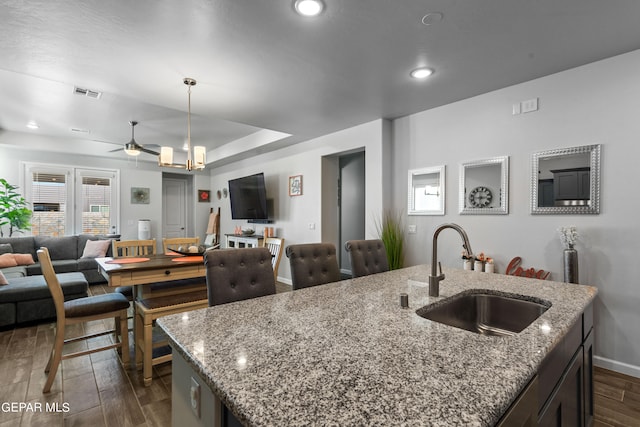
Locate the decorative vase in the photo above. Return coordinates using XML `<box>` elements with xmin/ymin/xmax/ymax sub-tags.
<box><xmin>484</xmin><ymin>262</ymin><xmax>494</xmax><ymax>273</ymax></box>
<box><xmin>463</xmin><ymin>259</ymin><xmax>472</xmax><ymax>270</ymax></box>
<box><xmin>563</xmin><ymin>246</ymin><xmax>579</xmax><ymax>284</ymax></box>
<box><xmin>474</xmin><ymin>260</ymin><xmax>484</xmax><ymax>272</ymax></box>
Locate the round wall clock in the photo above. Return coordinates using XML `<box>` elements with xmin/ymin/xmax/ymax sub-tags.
<box><xmin>468</xmin><ymin>186</ymin><xmax>492</xmax><ymax>208</ymax></box>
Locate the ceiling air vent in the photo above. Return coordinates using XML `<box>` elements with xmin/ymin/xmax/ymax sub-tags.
<box><xmin>73</xmin><ymin>86</ymin><xmax>102</xmax><ymax>99</ymax></box>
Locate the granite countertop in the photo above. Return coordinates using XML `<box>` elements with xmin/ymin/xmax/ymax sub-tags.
<box><xmin>158</xmin><ymin>265</ymin><xmax>597</xmax><ymax>426</ymax></box>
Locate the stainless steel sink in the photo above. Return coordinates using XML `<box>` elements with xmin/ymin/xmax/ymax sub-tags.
<box><xmin>416</xmin><ymin>290</ymin><xmax>551</xmax><ymax>337</ymax></box>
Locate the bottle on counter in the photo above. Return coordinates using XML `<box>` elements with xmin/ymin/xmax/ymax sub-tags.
<box><xmin>484</xmin><ymin>258</ymin><xmax>495</xmax><ymax>273</ymax></box>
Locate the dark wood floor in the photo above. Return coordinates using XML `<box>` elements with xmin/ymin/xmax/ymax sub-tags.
<box><xmin>594</xmin><ymin>366</ymin><xmax>640</xmax><ymax>427</ymax></box>
<box><xmin>1</xmin><ymin>282</ymin><xmax>638</xmax><ymax>426</ymax></box>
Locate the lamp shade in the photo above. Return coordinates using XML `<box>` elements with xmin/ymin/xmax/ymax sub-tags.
<box><xmin>193</xmin><ymin>146</ymin><xmax>206</xmax><ymax>168</ymax></box>
<box><xmin>160</xmin><ymin>146</ymin><xmax>173</xmax><ymax>165</ymax></box>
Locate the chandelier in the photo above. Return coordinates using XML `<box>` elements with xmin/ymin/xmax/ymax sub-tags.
<box><xmin>158</xmin><ymin>78</ymin><xmax>206</xmax><ymax>171</ymax></box>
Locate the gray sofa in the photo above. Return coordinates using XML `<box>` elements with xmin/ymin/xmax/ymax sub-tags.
<box><xmin>0</xmin><ymin>234</ymin><xmax>114</xmax><ymax>329</ymax></box>
<box><xmin>0</xmin><ymin>234</ymin><xmax>113</xmax><ymax>284</ymax></box>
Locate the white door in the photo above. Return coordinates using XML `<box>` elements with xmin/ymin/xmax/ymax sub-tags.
<box><xmin>75</xmin><ymin>168</ymin><xmax>119</xmax><ymax>235</ymax></box>
<box><xmin>163</xmin><ymin>178</ymin><xmax>187</xmax><ymax>238</ymax></box>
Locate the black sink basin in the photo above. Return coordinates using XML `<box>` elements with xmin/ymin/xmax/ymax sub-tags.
<box><xmin>416</xmin><ymin>290</ymin><xmax>551</xmax><ymax>337</ymax></box>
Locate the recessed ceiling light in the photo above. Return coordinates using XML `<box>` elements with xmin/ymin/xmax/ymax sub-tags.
<box><xmin>294</xmin><ymin>0</ymin><xmax>324</xmax><ymax>17</ymax></box>
<box><xmin>410</xmin><ymin>67</ymin><xmax>434</xmax><ymax>79</ymax></box>
<box><xmin>421</xmin><ymin>12</ymin><xmax>444</xmax><ymax>26</ymax></box>
<box><xmin>26</xmin><ymin>121</ymin><xmax>39</xmax><ymax>129</ymax></box>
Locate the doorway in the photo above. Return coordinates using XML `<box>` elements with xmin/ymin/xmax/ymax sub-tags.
<box><xmin>162</xmin><ymin>175</ymin><xmax>189</xmax><ymax>238</ymax></box>
<box><xmin>338</xmin><ymin>151</ymin><xmax>365</xmax><ymax>276</ymax></box>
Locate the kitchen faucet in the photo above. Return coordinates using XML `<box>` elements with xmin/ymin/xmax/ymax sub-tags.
<box><xmin>429</xmin><ymin>223</ymin><xmax>473</xmax><ymax>297</ymax></box>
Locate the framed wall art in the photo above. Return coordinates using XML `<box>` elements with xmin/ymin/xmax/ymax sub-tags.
<box><xmin>198</xmin><ymin>190</ymin><xmax>211</xmax><ymax>203</ymax></box>
<box><xmin>289</xmin><ymin>175</ymin><xmax>302</xmax><ymax>196</ymax></box>
<box><xmin>131</xmin><ymin>187</ymin><xmax>150</xmax><ymax>204</ymax></box>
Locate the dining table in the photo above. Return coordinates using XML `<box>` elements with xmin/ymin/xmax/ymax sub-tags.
<box><xmin>96</xmin><ymin>253</ymin><xmax>208</xmax><ymax>376</ymax></box>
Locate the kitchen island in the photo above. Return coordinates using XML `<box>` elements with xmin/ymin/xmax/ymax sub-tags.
<box><xmin>158</xmin><ymin>264</ymin><xmax>597</xmax><ymax>426</ymax></box>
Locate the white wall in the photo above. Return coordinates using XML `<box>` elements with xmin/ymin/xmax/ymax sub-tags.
<box><xmin>208</xmin><ymin>119</ymin><xmax>389</xmax><ymax>284</ymax></box>
<box><xmin>392</xmin><ymin>49</ymin><xmax>640</xmax><ymax>376</ymax></box>
<box><xmin>0</xmin><ymin>138</ymin><xmax>211</xmax><ymax>250</ymax></box>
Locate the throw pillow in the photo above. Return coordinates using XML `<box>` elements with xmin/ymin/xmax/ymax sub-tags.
<box><xmin>13</xmin><ymin>253</ymin><xmax>35</xmax><ymax>266</ymax></box>
<box><xmin>0</xmin><ymin>270</ymin><xmax>7</xmax><ymax>286</ymax></box>
<box><xmin>0</xmin><ymin>243</ymin><xmax>13</xmax><ymax>255</ymax></box>
<box><xmin>81</xmin><ymin>239</ymin><xmax>111</xmax><ymax>258</ymax></box>
<box><xmin>0</xmin><ymin>253</ymin><xmax>18</xmax><ymax>268</ymax></box>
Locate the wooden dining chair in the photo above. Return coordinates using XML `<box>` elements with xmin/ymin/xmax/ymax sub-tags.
<box><xmin>112</xmin><ymin>239</ymin><xmax>157</xmax><ymax>300</ymax></box>
<box><xmin>162</xmin><ymin>237</ymin><xmax>200</xmax><ymax>254</ymax></box>
<box><xmin>112</xmin><ymin>239</ymin><xmax>157</xmax><ymax>257</ymax></box>
<box><xmin>285</xmin><ymin>243</ymin><xmax>340</xmax><ymax>290</ymax></box>
<box><xmin>37</xmin><ymin>248</ymin><xmax>130</xmax><ymax>393</ymax></box>
<box><xmin>262</xmin><ymin>237</ymin><xmax>284</xmax><ymax>282</ymax></box>
<box><xmin>344</xmin><ymin>239</ymin><xmax>390</xmax><ymax>278</ymax></box>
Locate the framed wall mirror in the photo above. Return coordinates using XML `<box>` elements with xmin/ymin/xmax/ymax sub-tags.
<box><xmin>459</xmin><ymin>156</ymin><xmax>509</xmax><ymax>215</ymax></box>
<box><xmin>531</xmin><ymin>144</ymin><xmax>601</xmax><ymax>214</ymax></box>
<box><xmin>408</xmin><ymin>165</ymin><xmax>445</xmax><ymax>215</ymax></box>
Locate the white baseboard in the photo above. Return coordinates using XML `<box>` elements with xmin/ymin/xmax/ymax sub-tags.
<box><xmin>594</xmin><ymin>355</ymin><xmax>640</xmax><ymax>378</ymax></box>
<box><xmin>277</xmin><ymin>276</ymin><xmax>292</xmax><ymax>286</ymax></box>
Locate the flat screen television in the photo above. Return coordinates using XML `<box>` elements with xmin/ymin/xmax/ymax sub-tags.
<box><xmin>228</xmin><ymin>172</ymin><xmax>269</xmax><ymax>220</ymax></box>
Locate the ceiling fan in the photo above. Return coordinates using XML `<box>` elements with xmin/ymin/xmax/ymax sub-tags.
<box><xmin>110</xmin><ymin>121</ymin><xmax>160</xmax><ymax>156</ymax></box>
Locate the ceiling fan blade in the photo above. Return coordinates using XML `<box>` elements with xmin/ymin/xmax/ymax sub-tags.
<box><xmin>140</xmin><ymin>147</ymin><xmax>160</xmax><ymax>156</ymax></box>
<box><xmin>109</xmin><ymin>146</ymin><xmax>124</xmax><ymax>152</ymax></box>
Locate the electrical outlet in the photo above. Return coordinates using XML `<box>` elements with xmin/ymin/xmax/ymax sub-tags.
<box><xmin>408</xmin><ymin>224</ymin><xmax>417</xmax><ymax>234</ymax></box>
<box><xmin>190</xmin><ymin>377</ymin><xmax>201</xmax><ymax>418</ymax></box>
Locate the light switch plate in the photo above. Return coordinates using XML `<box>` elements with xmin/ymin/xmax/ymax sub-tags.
<box><xmin>522</xmin><ymin>98</ymin><xmax>539</xmax><ymax>113</ymax></box>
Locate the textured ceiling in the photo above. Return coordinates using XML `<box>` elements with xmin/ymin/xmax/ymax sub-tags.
<box><xmin>1</xmin><ymin>0</ymin><xmax>640</xmax><ymax>166</ymax></box>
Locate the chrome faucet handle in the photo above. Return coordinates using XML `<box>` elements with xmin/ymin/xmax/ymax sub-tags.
<box><xmin>438</xmin><ymin>262</ymin><xmax>443</xmax><ymax>276</ymax></box>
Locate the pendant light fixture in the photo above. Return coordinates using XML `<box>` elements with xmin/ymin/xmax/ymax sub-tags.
<box><xmin>158</xmin><ymin>78</ymin><xmax>206</xmax><ymax>171</ymax></box>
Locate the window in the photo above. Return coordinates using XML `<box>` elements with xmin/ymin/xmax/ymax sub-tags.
<box><xmin>29</xmin><ymin>170</ymin><xmax>69</xmax><ymax>236</ymax></box>
<box><xmin>23</xmin><ymin>163</ymin><xmax>119</xmax><ymax>236</ymax></box>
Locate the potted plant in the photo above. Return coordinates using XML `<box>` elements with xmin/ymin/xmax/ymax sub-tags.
<box><xmin>375</xmin><ymin>210</ymin><xmax>404</xmax><ymax>270</ymax></box>
<box><xmin>0</xmin><ymin>178</ymin><xmax>32</xmax><ymax>237</ymax></box>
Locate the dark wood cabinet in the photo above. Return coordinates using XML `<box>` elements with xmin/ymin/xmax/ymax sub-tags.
<box><xmin>551</xmin><ymin>168</ymin><xmax>590</xmax><ymax>201</ymax></box>
<box><xmin>583</xmin><ymin>329</ymin><xmax>594</xmax><ymax>427</ymax></box>
<box><xmin>534</xmin><ymin>303</ymin><xmax>593</xmax><ymax>427</ymax></box>
<box><xmin>538</xmin><ymin>179</ymin><xmax>555</xmax><ymax>207</ymax></box>
<box><xmin>497</xmin><ymin>376</ymin><xmax>538</xmax><ymax>427</ymax></box>
<box><xmin>538</xmin><ymin>347</ymin><xmax>584</xmax><ymax>426</ymax></box>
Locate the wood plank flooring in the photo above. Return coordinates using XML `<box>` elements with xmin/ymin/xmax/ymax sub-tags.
<box><xmin>1</xmin><ymin>282</ymin><xmax>638</xmax><ymax>426</ymax></box>
<box><xmin>594</xmin><ymin>366</ymin><xmax>640</xmax><ymax>427</ymax></box>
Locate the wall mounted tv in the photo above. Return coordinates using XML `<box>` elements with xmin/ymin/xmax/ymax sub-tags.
<box><xmin>228</xmin><ymin>172</ymin><xmax>269</xmax><ymax>221</ymax></box>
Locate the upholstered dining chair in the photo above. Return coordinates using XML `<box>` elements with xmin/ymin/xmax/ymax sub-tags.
<box><xmin>112</xmin><ymin>239</ymin><xmax>157</xmax><ymax>300</ymax></box>
<box><xmin>262</xmin><ymin>237</ymin><xmax>284</xmax><ymax>282</ymax></box>
<box><xmin>285</xmin><ymin>243</ymin><xmax>340</xmax><ymax>290</ymax></box>
<box><xmin>162</xmin><ymin>237</ymin><xmax>200</xmax><ymax>254</ymax></box>
<box><xmin>344</xmin><ymin>239</ymin><xmax>390</xmax><ymax>278</ymax></box>
<box><xmin>204</xmin><ymin>247</ymin><xmax>276</xmax><ymax>306</ymax></box>
<box><xmin>37</xmin><ymin>247</ymin><xmax>129</xmax><ymax>393</ymax></box>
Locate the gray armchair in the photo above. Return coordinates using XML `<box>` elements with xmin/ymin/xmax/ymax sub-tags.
<box><xmin>285</xmin><ymin>243</ymin><xmax>340</xmax><ymax>290</ymax></box>
<box><xmin>204</xmin><ymin>247</ymin><xmax>276</xmax><ymax>306</ymax></box>
<box><xmin>344</xmin><ymin>239</ymin><xmax>389</xmax><ymax>278</ymax></box>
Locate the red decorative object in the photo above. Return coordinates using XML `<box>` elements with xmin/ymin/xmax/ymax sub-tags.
<box><xmin>198</xmin><ymin>190</ymin><xmax>210</xmax><ymax>202</ymax></box>
<box><xmin>505</xmin><ymin>257</ymin><xmax>550</xmax><ymax>280</ymax></box>
<box><xmin>171</xmin><ymin>256</ymin><xmax>203</xmax><ymax>262</ymax></box>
